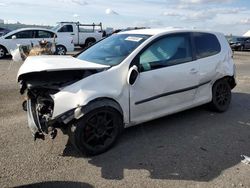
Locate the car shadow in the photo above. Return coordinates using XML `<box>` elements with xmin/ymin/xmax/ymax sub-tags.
<box><xmin>15</xmin><ymin>181</ymin><xmax>93</xmax><ymax>188</ymax></box>
<box><xmin>0</xmin><ymin>55</ymin><xmax>12</xmax><ymax>60</ymax></box>
<box><xmin>62</xmin><ymin>92</ymin><xmax>250</xmax><ymax>182</ymax></box>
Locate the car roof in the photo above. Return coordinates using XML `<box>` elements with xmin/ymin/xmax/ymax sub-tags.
<box><xmin>119</xmin><ymin>28</ymin><xmax>221</xmax><ymax>36</ymax></box>
<box><xmin>4</xmin><ymin>27</ymin><xmax>55</xmax><ymax>37</ymax></box>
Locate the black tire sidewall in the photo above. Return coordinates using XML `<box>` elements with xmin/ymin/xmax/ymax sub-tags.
<box><xmin>73</xmin><ymin>107</ymin><xmax>123</xmax><ymax>155</ymax></box>
<box><xmin>56</xmin><ymin>45</ymin><xmax>66</xmax><ymax>55</ymax></box>
<box><xmin>0</xmin><ymin>46</ymin><xmax>6</xmax><ymax>58</ymax></box>
<box><xmin>211</xmin><ymin>79</ymin><xmax>231</xmax><ymax>112</ymax></box>
<box><xmin>86</xmin><ymin>39</ymin><xmax>96</xmax><ymax>47</ymax></box>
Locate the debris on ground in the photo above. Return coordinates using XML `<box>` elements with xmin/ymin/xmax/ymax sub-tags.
<box><xmin>12</xmin><ymin>39</ymin><xmax>56</xmax><ymax>62</ymax></box>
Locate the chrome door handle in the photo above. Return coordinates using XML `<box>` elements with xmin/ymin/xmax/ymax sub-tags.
<box><xmin>190</xmin><ymin>68</ymin><xmax>198</xmax><ymax>74</ymax></box>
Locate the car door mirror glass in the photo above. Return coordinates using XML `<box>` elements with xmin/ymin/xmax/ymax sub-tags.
<box><xmin>12</xmin><ymin>35</ymin><xmax>17</xmax><ymax>39</ymax></box>
<box><xmin>127</xmin><ymin>65</ymin><xmax>139</xmax><ymax>85</ymax></box>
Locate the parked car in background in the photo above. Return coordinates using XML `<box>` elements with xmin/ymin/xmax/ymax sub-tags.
<box><xmin>17</xmin><ymin>29</ymin><xmax>236</xmax><ymax>155</ymax></box>
<box><xmin>52</xmin><ymin>22</ymin><xmax>105</xmax><ymax>48</ymax></box>
<box><xmin>228</xmin><ymin>36</ymin><xmax>250</xmax><ymax>51</ymax></box>
<box><xmin>0</xmin><ymin>28</ymin><xmax>74</xmax><ymax>59</ymax></box>
<box><xmin>0</xmin><ymin>27</ymin><xmax>11</xmax><ymax>37</ymax></box>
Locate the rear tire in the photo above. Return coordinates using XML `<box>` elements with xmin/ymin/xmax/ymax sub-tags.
<box><xmin>55</xmin><ymin>45</ymin><xmax>66</xmax><ymax>55</ymax></box>
<box><xmin>0</xmin><ymin>46</ymin><xmax>6</xmax><ymax>59</ymax></box>
<box><xmin>69</xmin><ymin>107</ymin><xmax>123</xmax><ymax>156</ymax></box>
<box><xmin>209</xmin><ymin>79</ymin><xmax>231</xmax><ymax>112</ymax></box>
<box><xmin>85</xmin><ymin>38</ymin><xmax>96</xmax><ymax>48</ymax></box>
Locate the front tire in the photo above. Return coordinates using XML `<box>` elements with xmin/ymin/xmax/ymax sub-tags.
<box><xmin>70</xmin><ymin>107</ymin><xmax>123</xmax><ymax>155</ymax></box>
<box><xmin>209</xmin><ymin>79</ymin><xmax>231</xmax><ymax>112</ymax></box>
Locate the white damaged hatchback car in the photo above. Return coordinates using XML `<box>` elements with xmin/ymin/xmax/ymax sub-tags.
<box><xmin>17</xmin><ymin>28</ymin><xmax>236</xmax><ymax>155</ymax></box>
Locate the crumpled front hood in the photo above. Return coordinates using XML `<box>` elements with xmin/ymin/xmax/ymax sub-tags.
<box><xmin>17</xmin><ymin>55</ymin><xmax>109</xmax><ymax>81</ymax></box>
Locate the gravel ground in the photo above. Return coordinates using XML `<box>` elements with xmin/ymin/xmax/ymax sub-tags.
<box><xmin>0</xmin><ymin>52</ymin><xmax>250</xmax><ymax>188</ymax></box>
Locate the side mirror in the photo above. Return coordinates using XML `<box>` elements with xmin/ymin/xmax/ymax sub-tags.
<box><xmin>12</xmin><ymin>35</ymin><xmax>17</xmax><ymax>39</ymax></box>
<box><xmin>127</xmin><ymin>65</ymin><xmax>139</xmax><ymax>85</ymax></box>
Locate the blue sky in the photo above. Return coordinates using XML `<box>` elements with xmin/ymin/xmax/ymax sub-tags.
<box><xmin>0</xmin><ymin>0</ymin><xmax>250</xmax><ymax>35</ymax></box>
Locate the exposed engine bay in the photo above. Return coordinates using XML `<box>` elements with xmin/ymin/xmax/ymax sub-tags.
<box><xmin>19</xmin><ymin>69</ymin><xmax>99</xmax><ymax>140</ymax></box>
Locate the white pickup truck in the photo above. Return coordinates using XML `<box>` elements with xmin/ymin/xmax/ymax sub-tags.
<box><xmin>52</xmin><ymin>22</ymin><xmax>105</xmax><ymax>48</ymax></box>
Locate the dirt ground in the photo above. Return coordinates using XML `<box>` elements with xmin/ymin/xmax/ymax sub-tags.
<box><xmin>0</xmin><ymin>52</ymin><xmax>250</xmax><ymax>188</ymax></box>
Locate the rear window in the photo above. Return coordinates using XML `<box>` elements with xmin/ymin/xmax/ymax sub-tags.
<box><xmin>193</xmin><ymin>33</ymin><xmax>221</xmax><ymax>59</ymax></box>
<box><xmin>37</xmin><ymin>30</ymin><xmax>55</xmax><ymax>38</ymax></box>
<box><xmin>58</xmin><ymin>25</ymin><xmax>73</xmax><ymax>32</ymax></box>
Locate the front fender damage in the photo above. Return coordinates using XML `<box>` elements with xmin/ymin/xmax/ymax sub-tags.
<box><xmin>19</xmin><ymin>68</ymin><xmax>107</xmax><ymax>141</ymax></box>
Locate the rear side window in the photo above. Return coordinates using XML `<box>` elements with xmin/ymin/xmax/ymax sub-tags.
<box><xmin>193</xmin><ymin>33</ymin><xmax>221</xmax><ymax>59</ymax></box>
<box><xmin>58</xmin><ymin>25</ymin><xmax>73</xmax><ymax>32</ymax></box>
<box><xmin>37</xmin><ymin>30</ymin><xmax>55</xmax><ymax>38</ymax></box>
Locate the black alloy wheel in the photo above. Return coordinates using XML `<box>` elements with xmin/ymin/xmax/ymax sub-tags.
<box><xmin>210</xmin><ymin>79</ymin><xmax>231</xmax><ymax>112</ymax></box>
<box><xmin>72</xmin><ymin>107</ymin><xmax>123</xmax><ymax>155</ymax></box>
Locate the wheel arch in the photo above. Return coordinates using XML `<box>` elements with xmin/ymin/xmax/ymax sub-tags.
<box><xmin>81</xmin><ymin>97</ymin><xmax>124</xmax><ymax>120</ymax></box>
<box><xmin>56</xmin><ymin>44</ymin><xmax>67</xmax><ymax>52</ymax></box>
<box><xmin>69</xmin><ymin>97</ymin><xmax>124</xmax><ymax>155</ymax></box>
<box><xmin>85</xmin><ymin>37</ymin><xmax>96</xmax><ymax>44</ymax></box>
<box><xmin>213</xmin><ymin>75</ymin><xmax>236</xmax><ymax>90</ymax></box>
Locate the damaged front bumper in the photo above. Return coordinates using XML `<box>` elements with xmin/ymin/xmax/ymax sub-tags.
<box><xmin>26</xmin><ymin>98</ymin><xmax>83</xmax><ymax>141</ymax></box>
<box><xmin>26</xmin><ymin>99</ymin><xmax>60</xmax><ymax>140</ymax></box>
<box><xmin>27</xmin><ymin>99</ymin><xmax>47</xmax><ymax>140</ymax></box>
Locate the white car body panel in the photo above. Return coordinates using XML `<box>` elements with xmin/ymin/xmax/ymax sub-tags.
<box><xmin>129</xmin><ymin>61</ymin><xmax>199</xmax><ymax>124</ymax></box>
<box><xmin>0</xmin><ymin>28</ymin><xmax>74</xmax><ymax>54</ymax></box>
<box><xmin>51</xmin><ymin>60</ymin><xmax>131</xmax><ymax>123</ymax></box>
<box><xmin>17</xmin><ymin>55</ymin><xmax>109</xmax><ymax>78</ymax></box>
<box><xmin>17</xmin><ymin>28</ymin><xmax>235</xmax><ymax>128</ymax></box>
<box><xmin>193</xmin><ymin>33</ymin><xmax>235</xmax><ymax>105</ymax></box>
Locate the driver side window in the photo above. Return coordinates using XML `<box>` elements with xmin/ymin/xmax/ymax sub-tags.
<box><xmin>6</xmin><ymin>30</ymin><xmax>34</xmax><ymax>39</ymax></box>
<box><xmin>139</xmin><ymin>33</ymin><xmax>192</xmax><ymax>72</ymax></box>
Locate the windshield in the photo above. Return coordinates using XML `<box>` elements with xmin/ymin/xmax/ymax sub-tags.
<box><xmin>52</xmin><ymin>23</ymin><xmax>62</xmax><ymax>31</ymax></box>
<box><xmin>77</xmin><ymin>34</ymin><xmax>151</xmax><ymax>66</ymax></box>
<box><xmin>1</xmin><ymin>31</ymin><xmax>11</xmax><ymax>37</ymax></box>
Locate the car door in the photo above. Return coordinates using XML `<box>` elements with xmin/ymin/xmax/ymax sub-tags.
<box><xmin>192</xmin><ymin>32</ymin><xmax>222</xmax><ymax>103</ymax></box>
<box><xmin>5</xmin><ymin>30</ymin><xmax>35</xmax><ymax>50</ymax></box>
<box><xmin>244</xmin><ymin>38</ymin><xmax>250</xmax><ymax>49</ymax></box>
<box><xmin>35</xmin><ymin>30</ymin><xmax>55</xmax><ymax>44</ymax></box>
<box><xmin>57</xmin><ymin>24</ymin><xmax>77</xmax><ymax>44</ymax></box>
<box><xmin>129</xmin><ymin>33</ymin><xmax>199</xmax><ymax>124</ymax></box>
